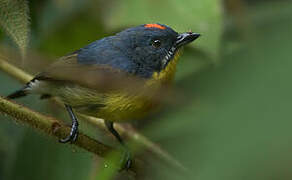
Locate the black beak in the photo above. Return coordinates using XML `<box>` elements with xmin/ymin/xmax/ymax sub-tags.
<box><xmin>175</xmin><ymin>32</ymin><xmax>200</xmax><ymax>48</ymax></box>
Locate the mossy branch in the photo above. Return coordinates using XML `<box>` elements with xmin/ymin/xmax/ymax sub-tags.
<box><xmin>0</xmin><ymin>95</ymin><xmax>111</xmax><ymax>157</ymax></box>
<box><xmin>0</xmin><ymin>57</ymin><xmax>187</xmax><ymax>172</ymax></box>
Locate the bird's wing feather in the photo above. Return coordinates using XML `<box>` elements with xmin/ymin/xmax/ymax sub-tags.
<box><xmin>35</xmin><ymin>53</ymin><xmax>145</xmax><ymax>92</ymax></box>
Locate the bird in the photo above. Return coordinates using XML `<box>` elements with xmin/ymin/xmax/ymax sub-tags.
<box><xmin>7</xmin><ymin>23</ymin><xmax>200</xmax><ymax>169</ymax></box>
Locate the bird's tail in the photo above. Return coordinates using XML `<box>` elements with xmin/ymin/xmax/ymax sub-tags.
<box><xmin>7</xmin><ymin>78</ymin><xmax>50</xmax><ymax>100</ymax></box>
<box><xmin>7</xmin><ymin>86</ymin><xmax>29</xmax><ymax>99</ymax></box>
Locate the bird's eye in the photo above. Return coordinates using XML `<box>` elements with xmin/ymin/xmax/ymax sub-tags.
<box><xmin>152</xmin><ymin>39</ymin><xmax>161</xmax><ymax>48</ymax></box>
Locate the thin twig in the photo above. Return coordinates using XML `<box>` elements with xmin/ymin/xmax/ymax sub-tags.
<box><xmin>0</xmin><ymin>54</ymin><xmax>32</xmax><ymax>82</ymax></box>
<box><xmin>82</xmin><ymin>115</ymin><xmax>188</xmax><ymax>172</ymax></box>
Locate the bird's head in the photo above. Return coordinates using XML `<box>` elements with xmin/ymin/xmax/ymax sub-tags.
<box><xmin>115</xmin><ymin>23</ymin><xmax>200</xmax><ymax>77</ymax></box>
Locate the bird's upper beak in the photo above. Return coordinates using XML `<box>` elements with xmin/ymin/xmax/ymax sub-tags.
<box><xmin>175</xmin><ymin>32</ymin><xmax>200</xmax><ymax>48</ymax></box>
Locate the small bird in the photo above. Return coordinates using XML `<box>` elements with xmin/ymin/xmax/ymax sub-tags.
<box><xmin>7</xmin><ymin>23</ymin><xmax>200</xmax><ymax>169</ymax></box>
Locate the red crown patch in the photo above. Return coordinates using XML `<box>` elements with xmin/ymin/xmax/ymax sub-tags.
<box><xmin>144</xmin><ymin>24</ymin><xmax>166</xmax><ymax>30</ymax></box>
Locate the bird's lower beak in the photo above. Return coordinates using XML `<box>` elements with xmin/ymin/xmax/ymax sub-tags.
<box><xmin>175</xmin><ymin>32</ymin><xmax>200</xmax><ymax>47</ymax></box>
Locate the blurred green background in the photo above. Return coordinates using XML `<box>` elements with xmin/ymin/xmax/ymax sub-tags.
<box><xmin>1</xmin><ymin>0</ymin><xmax>292</xmax><ymax>179</ymax></box>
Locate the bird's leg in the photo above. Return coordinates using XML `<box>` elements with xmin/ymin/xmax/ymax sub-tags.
<box><xmin>105</xmin><ymin>121</ymin><xmax>132</xmax><ymax>170</ymax></box>
<box><xmin>59</xmin><ymin>104</ymin><xmax>79</xmax><ymax>143</ymax></box>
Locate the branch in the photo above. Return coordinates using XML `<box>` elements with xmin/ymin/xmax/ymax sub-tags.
<box><xmin>0</xmin><ymin>96</ymin><xmax>111</xmax><ymax>157</ymax></box>
<box><xmin>0</xmin><ymin>56</ymin><xmax>187</xmax><ymax>172</ymax></box>
<box><xmin>0</xmin><ymin>54</ymin><xmax>32</xmax><ymax>82</ymax></box>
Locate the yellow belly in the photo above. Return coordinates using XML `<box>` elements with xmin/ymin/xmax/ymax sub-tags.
<box><xmin>58</xmin><ymin>51</ymin><xmax>180</xmax><ymax>122</ymax></box>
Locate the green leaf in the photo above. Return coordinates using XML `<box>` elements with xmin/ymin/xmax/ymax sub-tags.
<box><xmin>0</xmin><ymin>0</ymin><xmax>30</xmax><ymax>58</ymax></box>
<box><xmin>103</xmin><ymin>0</ymin><xmax>222</xmax><ymax>61</ymax></box>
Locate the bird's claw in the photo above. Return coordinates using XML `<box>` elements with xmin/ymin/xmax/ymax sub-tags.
<box><xmin>119</xmin><ymin>148</ymin><xmax>132</xmax><ymax>171</ymax></box>
<box><xmin>59</xmin><ymin>129</ymin><xmax>79</xmax><ymax>143</ymax></box>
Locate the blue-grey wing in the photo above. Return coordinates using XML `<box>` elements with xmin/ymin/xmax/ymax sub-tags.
<box><xmin>77</xmin><ymin>37</ymin><xmax>137</xmax><ymax>74</ymax></box>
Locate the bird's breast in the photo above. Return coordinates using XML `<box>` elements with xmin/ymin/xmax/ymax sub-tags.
<box><xmin>96</xmin><ymin>51</ymin><xmax>181</xmax><ymax>121</ymax></box>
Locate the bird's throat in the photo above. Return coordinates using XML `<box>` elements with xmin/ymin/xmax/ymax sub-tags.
<box><xmin>151</xmin><ymin>50</ymin><xmax>180</xmax><ymax>84</ymax></box>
